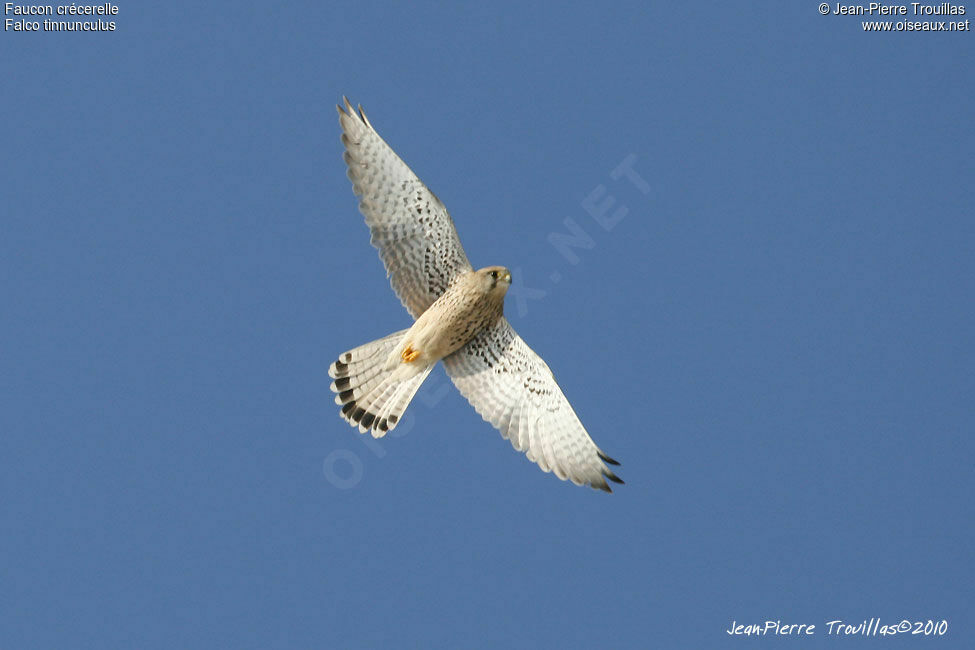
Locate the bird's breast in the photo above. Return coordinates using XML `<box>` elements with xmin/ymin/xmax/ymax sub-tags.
<box><xmin>403</xmin><ymin>286</ymin><xmax>502</xmax><ymax>362</ymax></box>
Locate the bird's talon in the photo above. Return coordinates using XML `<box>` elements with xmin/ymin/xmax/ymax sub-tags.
<box><xmin>401</xmin><ymin>345</ymin><xmax>420</xmax><ymax>363</ymax></box>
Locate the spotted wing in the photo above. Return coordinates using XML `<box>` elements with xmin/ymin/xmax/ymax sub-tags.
<box><xmin>337</xmin><ymin>98</ymin><xmax>473</xmax><ymax>318</ymax></box>
<box><xmin>443</xmin><ymin>317</ymin><xmax>623</xmax><ymax>492</ymax></box>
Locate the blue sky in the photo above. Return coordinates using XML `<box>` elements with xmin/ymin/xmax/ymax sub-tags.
<box><xmin>2</xmin><ymin>2</ymin><xmax>973</xmax><ymax>648</ymax></box>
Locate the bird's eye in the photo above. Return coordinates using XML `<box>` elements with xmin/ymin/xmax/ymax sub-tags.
<box><xmin>490</xmin><ymin>270</ymin><xmax>498</xmax><ymax>279</ymax></box>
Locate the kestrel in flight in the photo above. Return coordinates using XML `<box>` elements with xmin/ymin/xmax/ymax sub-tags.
<box><xmin>329</xmin><ymin>98</ymin><xmax>623</xmax><ymax>492</ymax></box>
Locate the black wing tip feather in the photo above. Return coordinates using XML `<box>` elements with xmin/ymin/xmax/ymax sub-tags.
<box><xmin>597</xmin><ymin>451</ymin><xmax>624</xmax><ymax>492</ymax></box>
<box><xmin>597</xmin><ymin>450</ymin><xmax>621</xmax><ymax>466</ymax></box>
<box><xmin>605</xmin><ymin>471</ymin><xmax>624</xmax><ymax>485</ymax></box>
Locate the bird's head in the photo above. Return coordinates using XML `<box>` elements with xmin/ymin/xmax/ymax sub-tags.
<box><xmin>476</xmin><ymin>265</ymin><xmax>512</xmax><ymax>296</ymax></box>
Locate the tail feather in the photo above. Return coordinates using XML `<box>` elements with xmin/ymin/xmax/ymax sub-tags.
<box><xmin>328</xmin><ymin>329</ymin><xmax>406</xmax><ymax>379</ymax></box>
<box><xmin>333</xmin><ymin>358</ymin><xmax>389</xmax><ymax>406</ymax></box>
<box><xmin>375</xmin><ymin>375</ymin><xmax>429</xmax><ymax>432</ymax></box>
<box><xmin>329</xmin><ymin>330</ymin><xmax>433</xmax><ymax>438</ymax></box>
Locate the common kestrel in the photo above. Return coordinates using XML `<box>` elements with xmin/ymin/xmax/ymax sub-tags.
<box><xmin>330</xmin><ymin>98</ymin><xmax>623</xmax><ymax>492</ymax></box>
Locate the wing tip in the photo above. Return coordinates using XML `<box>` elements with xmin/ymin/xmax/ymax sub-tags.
<box><xmin>596</xmin><ymin>451</ymin><xmax>624</xmax><ymax>492</ymax></box>
<box><xmin>604</xmin><ymin>470</ymin><xmax>624</xmax><ymax>485</ymax></box>
<box><xmin>358</xmin><ymin>103</ymin><xmax>371</xmax><ymax>127</ymax></box>
<box><xmin>597</xmin><ymin>450</ymin><xmax>621</xmax><ymax>466</ymax></box>
<box><xmin>336</xmin><ymin>96</ymin><xmax>372</xmax><ymax>129</ymax></box>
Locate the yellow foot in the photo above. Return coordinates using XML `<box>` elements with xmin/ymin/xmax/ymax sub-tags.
<box><xmin>401</xmin><ymin>345</ymin><xmax>420</xmax><ymax>363</ymax></box>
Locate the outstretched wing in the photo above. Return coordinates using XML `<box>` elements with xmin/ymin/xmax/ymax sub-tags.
<box><xmin>443</xmin><ymin>317</ymin><xmax>623</xmax><ymax>492</ymax></box>
<box><xmin>337</xmin><ymin>98</ymin><xmax>474</xmax><ymax>319</ymax></box>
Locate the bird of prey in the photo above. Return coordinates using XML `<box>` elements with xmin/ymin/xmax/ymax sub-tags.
<box><xmin>330</xmin><ymin>98</ymin><xmax>623</xmax><ymax>492</ymax></box>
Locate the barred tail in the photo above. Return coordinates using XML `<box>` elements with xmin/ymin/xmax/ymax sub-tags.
<box><xmin>329</xmin><ymin>330</ymin><xmax>433</xmax><ymax>438</ymax></box>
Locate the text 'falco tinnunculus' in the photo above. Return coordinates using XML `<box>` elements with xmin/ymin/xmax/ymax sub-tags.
<box><xmin>330</xmin><ymin>98</ymin><xmax>623</xmax><ymax>492</ymax></box>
